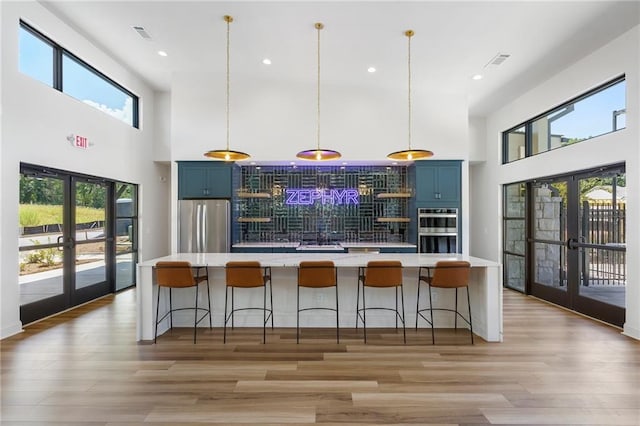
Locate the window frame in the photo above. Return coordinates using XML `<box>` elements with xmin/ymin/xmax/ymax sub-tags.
<box><xmin>19</xmin><ymin>20</ymin><xmax>139</xmax><ymax>129</ymax></box>
<box><xmin>502</xmin><ymin>75</ymin><xmax>626</xmax><ymax>164</ymax></box>
<box><xmin>502</xmin><ymin>182</ymin><xmax>528</xmax><ymax>293</ymax></box>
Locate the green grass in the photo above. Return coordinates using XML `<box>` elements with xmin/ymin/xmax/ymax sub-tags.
<box><xmin>19</xmin><ymin>204</ymin><xmax>105</xmax><ymax>227</ymax></box>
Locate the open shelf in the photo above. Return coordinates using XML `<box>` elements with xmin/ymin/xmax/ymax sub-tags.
<box><xmin>237</xmin><ymin>217</ymin><xmax>272</xmax><ymax>223</ymax></box>
<box><xmin>237</xmin><ymin>192</ymin><xmax>272</xmax><ymax>198</ymax></box>
<box><xmin>376</xmin><ymin>217</ymin><xmax>411</xmax><ymax>223</ymax></box>
<box><xmin>376</xmin><ymin>192</ymin><xmax>412</xmax><ymax>199</ymax></box>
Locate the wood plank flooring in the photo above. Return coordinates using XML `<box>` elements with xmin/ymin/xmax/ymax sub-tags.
<box><xmin>1</xmin><ymin>289</ymin><xmax>638</xmax><ymax>425</ymax></box>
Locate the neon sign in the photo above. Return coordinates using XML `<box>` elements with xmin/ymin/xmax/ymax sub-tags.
<box><xmin>285</xmin><ymin>189</ymin><xmax>359</xmax><ymax>205</ymax></box>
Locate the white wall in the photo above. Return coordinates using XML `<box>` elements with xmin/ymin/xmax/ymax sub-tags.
<box><xmin>470</xmin><ymin>26</ymin><xmax>640</xmax><ymax>339</ymax></box>
<box><xmin>0</xmin><ymin>1</ymin><xmax>169</xmax><ymax>338</ymax></box>
<box><xmin>170</xmin><ymin>73</ymin><xmax>470</xmax><ymax>161</ymax></box>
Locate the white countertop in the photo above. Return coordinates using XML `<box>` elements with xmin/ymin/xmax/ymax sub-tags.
<box><xmin>139</xmin><ymin>252</ymin><xmax>498</xmax><ymax>268</ymax></box>
<box><xmin>232</xmin><ymin>242</ymin><xmax>301</xmax><ymax>248</ymax></box>
<box><xmin>232</xmin><ymin>242</ymin><xmax>417</xmax><ymax>249</ymax></box>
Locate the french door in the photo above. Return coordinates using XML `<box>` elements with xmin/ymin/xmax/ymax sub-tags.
<box><xmin>19</xmin><ymin>165</ymin><xmax>116</xmax><ymax>324</ymax></box>
<box><xmin>528</xmin><ymin>165</ymin><xmax>626</xmax><ymax>327</ymax></box>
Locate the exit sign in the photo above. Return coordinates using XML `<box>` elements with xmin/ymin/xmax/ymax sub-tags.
<box><xmin>67</xmin><ymin>134</ymin><xmax>92</xmax><ymax>149</ymax></box>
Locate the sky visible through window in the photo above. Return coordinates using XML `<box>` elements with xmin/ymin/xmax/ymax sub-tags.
<box><xmin>550</xmin><ymin>81</ymin><xmax>626</xmax><ymax>141</ymax></box>
<box><xmin>19</xmin><ymin>26</ymin><xmax>134</xmax><ymax>126</ymax></box>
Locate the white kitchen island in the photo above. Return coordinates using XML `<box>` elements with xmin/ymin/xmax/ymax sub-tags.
<box><xmin>137</xmin><ymin>253</ymin><xmax>502</xmax><ymax>342</ymax></box>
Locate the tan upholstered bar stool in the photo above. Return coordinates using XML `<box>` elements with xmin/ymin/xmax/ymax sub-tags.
<box><xmin>224</xmin><ymin>261</ymin><xmax>273</xmax><ymax>344</ymax></box>
<box><xmin>297</xmin><ymin>261</ymin><xmax>339</xmax><ymax>343</ymax></box>
<box><xmin>356</xmin><ymin>260</ymin><xmax>406</xmax><ymax>344</ymax></box>
<box><xmin>416</xmin><ymin>260</ymin><xmax>473</xmax><ymax>344</ymax></box>
<box><xmin>154</xmin><ymin>261</ymin><xmax>211</xmax><ymax>343</ymax></box>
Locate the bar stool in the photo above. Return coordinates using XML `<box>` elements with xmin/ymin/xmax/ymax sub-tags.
<box><xmin>154</xmin><ymin>261</ymin><xmax>211</xmax><ymax>343</ymax></box>
<box><xmin>297</xmin><ymin>261</ymin><xmax>339</xmax><ymax>344</ymax></box>
<box><xmin>416</xmin><ymin>260</ymin><xmax>473</xmax><ymax>344</ymax></box>
<box><xmin>356</xmin><ymin>260</ymin><xmax>406</xmax><ymax>344</ymax></box>
<box><xmin>224</xmin><ymin>261</ymin><xmax>273</xmax><ymax>344</ymax></box>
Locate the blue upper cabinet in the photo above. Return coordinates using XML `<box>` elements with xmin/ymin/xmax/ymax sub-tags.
<box><xmin>414</xmin><ymin>160</ymin><xmax>461</xmax><ymax>206</ymax></box>
<box><xmin>178</xmin><ymin>161</ymin><xmax>233</xmax><ymax>199</ymax></box>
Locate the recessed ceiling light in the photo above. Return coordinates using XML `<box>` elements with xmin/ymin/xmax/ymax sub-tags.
<box><xmin>157</xmin><ymin>50</ymin><xmax>168</xmax><ymax>57</ymax></box>
<box><xmin>262</xmin><ymin>58</ymin><xmax>272</xmax><ymax>65</ymax></box>
<box><xmin>342</xmin><ymin>162</ymin><xmax>348</xmax><ymax>165</ymax></box>
<box><xmin>289</xmin><ymin>161</ymin><xmax>295</xmax><ymax>165</ymax></box>
<box><xmin>250</xmin><ymin>161</ymin><xmax>256</xmax><ymax>165</ymax></box>
<box><xmin>367</xmin><ymin>67</ymin><xmax>376</xmax><ymax>73</ymax></box>
<box><xmin>472</xmin><ymin>74</ymin><xmax>483</xmax><ymax>80</ymax></box>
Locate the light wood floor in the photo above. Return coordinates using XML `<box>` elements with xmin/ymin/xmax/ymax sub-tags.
<box><xmin>1</xmin><ymin>289</ymin><xmax>638</xmax><ymax>425</ymax></box>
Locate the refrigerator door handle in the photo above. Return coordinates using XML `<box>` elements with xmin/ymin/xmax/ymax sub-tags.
<box><xmin>201</xmin><ymin>203</ymin><xmax>208</xmax><ymax>252</ymax></box>
<box><xmin>195</xmin><ymin>203</ymin><xmax>202</xmax><ymax>253</ymax></box>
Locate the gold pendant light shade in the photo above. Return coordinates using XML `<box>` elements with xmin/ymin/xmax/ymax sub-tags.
<box><xmin>387</xmin><ymin>30</ymin><xmax>433</xmax><ymax>161</ymax></box>
<box><xmin>204</xmin><ymin>15</ymin><xmax>250</xmax><ymax>162</ymax></box>
<box><xmin>387</xmin><ymin>149</ymin><xmax>433</xmax><ymax>161</ymax></box>
<box><xmin>296</xmin><ymin>149</ymin><xmax>342</xmax><ymax>161</ymax></box>
<box><xmin>296</xmin><ymin>23</ymin><xmax>341</xmax><ymax>161</ymax></box>
<box><xmin>204</xmin><ymin>149</ymin><xmax>251</xmax><ymax>161</ymax></box>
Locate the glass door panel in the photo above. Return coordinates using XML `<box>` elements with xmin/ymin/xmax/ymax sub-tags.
<box><xmin>576</xmin><ymin>173</ymin><xmax>626</xmax><ymax>313</ymax></box>
<box><xmin>73</xmin><ymin>179</ymin><xmax>109</xmax><ymax>301</ymax></box>
<box><xmin>19</xmin><ymin>171</ymin><xmax>73</xmax><ymax>324</ymax></box>
<box><xmin>115</xmin><ymin>183</ymin><xmax>137</xmax><ymax>291</ymax></box>
<box><xmin>19</xmin><ymin>175</ymin><xmax>67</xmax><ymax>307</ymax></box>
<box><xmin>530</xmin><ymin>180</ymin><xmax>569</xmax><ymax>304</ymax></box>
<box><xmin>503</xmin><ymin>183</ymin><xmax>526</xmax><ymax>292</ymax></box>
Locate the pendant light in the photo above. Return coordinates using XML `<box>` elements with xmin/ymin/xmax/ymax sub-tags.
<box><xmin>387</xmin><ymin>30</ymin><xmax>434</xmax><ymax>161</ymax></box>
<box><xmin>204</xmin><ymin>15</ymin><xmax>250</xmax><ymax>162</ymax></box>
<box><xmin>296</xmin><ymin>23</ymin><xmax>341</xmax><ymax>161</ymax></box>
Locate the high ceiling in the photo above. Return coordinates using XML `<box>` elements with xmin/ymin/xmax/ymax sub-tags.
<box><xmin>40</xmin><ymin>1</ymin><xmax>639</xmax><ymax>116</ymax></box>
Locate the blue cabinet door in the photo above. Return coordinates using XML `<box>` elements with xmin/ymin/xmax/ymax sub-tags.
<box><xmin>178</xmin><ymin>162</ymin><xmax>232</xmax><ymax>199</ymax></box>
<box><xmin>415</xmin><ymin>161</ymin><xmax>461</xmax><ymax>205</ymax></box>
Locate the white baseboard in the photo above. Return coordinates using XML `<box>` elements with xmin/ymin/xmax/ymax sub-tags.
<box><xmin>1</xmin><ymin>322</ymin><xmax>23</xmax><ymax>340</ymax></box>
<box><xmin>622</xmin><ymin>324</ymin><xmax>640</xmax><ymax>340</ymax></box>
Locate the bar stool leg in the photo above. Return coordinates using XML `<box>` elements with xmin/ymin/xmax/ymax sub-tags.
<box><xmin>169</xmin><ymin>288</ymin><xmax>173</xmax><ymax>331</ymax></box>
<box><xmin>154</xmin><ymin>286</ymin><xmax>161</xmax><ymax>343</ymax></box>
<box><xmin>263</xmin><ymin>282</ymin><xmax>267</xmax><ymax>344</ymax></box>
<box><xmin>194</xmin><ymin>283</ymin><xmax>199</xmax><ymax>343</ymax></box>
<box><xmin>400</xmin><ymin>284</ymin><xmax>406</xmax><ymax>344</ymax></box>
<box><xmin>223</xmin><ymin>286</ymin><xmax>229</xmax><ymax>343</ymax></box>
<box><xmin>355</xmin><ymin>273</ymin><xmax>361</xmax><ymax>330</ymax></box>
<box><xmin>454</xmin><ymin>288</ymin><xmax>459</xmax><ymax>331</ymax></box>
<box><xmin>269</xmin><ymin>280</ymin><xmax>274</xmax><ymax>329</ymax></box>
<box><xmin>362</xmin><ymin>285</ymin><xmax>367</xmax><ymax>343</ymax></box>
<box><xmin>415</xmin><ymin>276</ymin><xmax>421</xmax><ymax>330</ymax></box>
<box><xmin>207</xmin><ymin>280</ymin><xmax>212</xmax><ymax>329</ymax></box>
<box><xmin>296</xmin><ymin>283</ymin><xmax>300</xmax><ymax>344</ymax></box>
<box><xmin>395</xmin><ymin>287</ymin><xmax>398</xmax><ymax>330</ymax></box>
<box><xmin>335</xmin><ymin>282</ymin><xmax>340</xmax><ymax>344</ymax></box>
<box><xmin>231</xmin><ymin>288</ymin><xmax>235</xmax><ymax>330</ymax></box>
<box><xmin>467</xmin><ymin>287</ymin><xmax>474</xmax><ymax>344</ymax></box>
<box><xmin>428</xmin><ymin>284</ymin><xmax>435</xmax><ymax>345</ymax></box>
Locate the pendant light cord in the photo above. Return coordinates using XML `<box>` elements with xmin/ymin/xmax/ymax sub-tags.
<box><xmin>316</xmin><ymin>23</ymin><xmax>322</xmax><ymax>151</ymax></box>
<box><xmin>407</xmin><ymin>31</ymin><xmax>412</xmax><ymax>151</ymax></box>
<box><xmin>225</xmin><ymin>16</ymin><xmax>231</xmax><ymax>152</ymax></box>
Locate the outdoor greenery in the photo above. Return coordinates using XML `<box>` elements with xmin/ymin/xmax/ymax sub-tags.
<box><xmin>19</xmin><ymin>204</ymin><xmax>104</xmax><ymax>227</ymax></box>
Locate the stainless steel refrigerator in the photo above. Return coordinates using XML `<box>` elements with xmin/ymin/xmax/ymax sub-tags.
<box><xmin>178</xmin><ymin>199</ymin><xmax>230</xmax><ymax>253</ymax></box>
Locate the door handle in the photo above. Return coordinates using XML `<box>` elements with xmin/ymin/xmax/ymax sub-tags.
<box><xmin>57</xmin><ymin>235</ymin><xmax>64</xmax><ymax>251</ymax></box>
<box><xmin>567</xmin><ymin>238</ymin><xmax>579</xmax><ymax>250</ymax></box>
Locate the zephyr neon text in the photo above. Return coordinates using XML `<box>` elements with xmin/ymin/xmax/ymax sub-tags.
<box><xmin>285</xmin><ymin>189</ymin><xmax>359</xmax><ymax>205</ymax></box>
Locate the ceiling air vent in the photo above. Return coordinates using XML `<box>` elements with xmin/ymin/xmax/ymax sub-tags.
<box><xmin>484</xmin><ymin>53</ymin><xmax>510</xmax><ymax>68</ymax></box>
<box><xmin>133</xmin><ymin>26</ymin><xmax>152</xmax><ymax>40</ymax></box>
